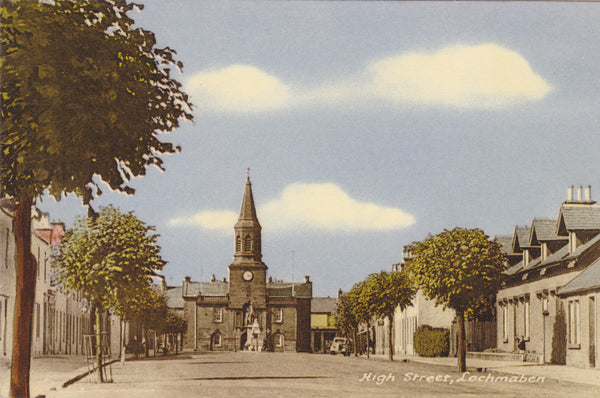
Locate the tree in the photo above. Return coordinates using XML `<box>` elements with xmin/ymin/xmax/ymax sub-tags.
<box><xmin>1</xmin><ymin>1</ymin><xmax>192</xmax><ymax>395</ymax></box>
<box><xmin>362</xmin><ymin>270</ymin><xmax>416</xmax><ymax>361</ymax></box>
<box><xmin>335</xmin><ymin>288</ymin><xmax>361</xmax><ymax>356</ymax></box>
<box><xmin>162</xmin><ymin>311</ymin><xmax>187</xmax><ymax>354</ymax></box>
<box><xmin>54</xmin><ymin>206</ymin><xmax>166</xmax><ymax>380</ymax></box>
<box><xmin>409</xmin><ymin>228</ymin><xmax>505</xmax><ymax>372</ymax></box>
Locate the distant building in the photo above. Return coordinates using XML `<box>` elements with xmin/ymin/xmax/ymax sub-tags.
<box><xmin>181</xmin><ymin>175</ymin><xmax>312</xmax><ymax>352</ymax></box>
<box><xmin>311</xmin><ymin>296</ymin><xmax>338</xmax><ymax>353</ymax></box>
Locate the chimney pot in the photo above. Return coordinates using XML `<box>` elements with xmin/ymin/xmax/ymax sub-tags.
<box><xmin>577</xmin><ymin>186</ymin><xmax>583</xmax><ymax>202</ymax></box>
<box><xmin>585</xmin><ymin>185</ymin><xmax>592</xmax><ymax>202</ymax></box>
<box><xmin>338</xmin><ymin>288</ymin><xmax>343</xmax><ymax>299</ymax></box>
<box><xmin>210</xmin><ymin>274</ymin><xmax>216</xmax><ymax>283</ymax></box>
<box><xmin>567</xmin><ymin>185</ymin><xmax>574</xmax><ymax>202</ymax></box>
<box><xmin>304</xmin><ymin>275</ymin><xmax>310</xmax><ymax>283</ymax></box>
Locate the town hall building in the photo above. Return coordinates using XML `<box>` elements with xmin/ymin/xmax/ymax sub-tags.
<box><xmin>180</xmin><ymin>174</ymin><xmax>312</xmax><ymax>352</ymax></box>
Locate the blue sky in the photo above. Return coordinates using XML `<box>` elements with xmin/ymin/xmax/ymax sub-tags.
<box><xmin>39</xmin><ymin>1</ymin><xmax>600</xmax><ymax>297</ymax></box>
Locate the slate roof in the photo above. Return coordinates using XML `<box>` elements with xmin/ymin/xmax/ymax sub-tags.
<box><xmin>513</xmin><ymin>226</ymin><xmax>531</xmax><ymax>251</ymax></box>
<box><xmin>166</xmin><ymin>286</ymin><xmax>184</xmax><ymax>309</ymax></box>
<box><xmin>530</xmin><ymin>218</ymin><xmax>564</xmax><ymax>243</ymax></box>
<box><xmin>184</xmin><ymin>281</ymin><xmax>229</xmax><ymax>297</ymax></box>
<box><xmin>267</xmin><ymin>282</ymin><xmax>312</xmax><ymax>298</ymax></box>
<box><xmin>505</xmin><ymin>260</ymin><xmax>524</xmax><ymax>276</ymax></box>
<box><xmin>558</xmin><ymin>257</ymin><xmax>600</xmax><ymax>296</ymax></box>
<box><xmin>311</xmin><ymin>297</ymin><xmax>337</xmax><ymax>313</ymax></box>
<box><xmin>495</xmin><ymin>235</ymin><xmax>514</xmax><ymax>255</ymax></box>
<box><xmin>557</xmin><ymin>205</ymin><xmax>600</xmax><ymax>234</ymax></box>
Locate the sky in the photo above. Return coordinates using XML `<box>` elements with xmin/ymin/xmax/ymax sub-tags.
<box><xmin>38</xmin><ymin>1</ymin><xmax>600</xmax><ymax>297</ymax></box>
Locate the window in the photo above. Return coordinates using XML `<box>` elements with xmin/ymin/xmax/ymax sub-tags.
<box><xmin>524</xmin><ymin>300</ymin><xmax>530</xmax><ymax>340</ymax></box>
<box><xmin>236</xmin><ymin>235</ymin><xmax>241</xmax><ymax>252</ymax></box>
<box><xmin>214</xmin><ymin>307</ymin><xmax>223</xmax><ymax>323</ymax></box>
<box><xmin>502</xmin><ymin>304</ymin><xmax>509</xmax><ymax>343</ymax></box>
<box><xmin>213</xmin><ymin>333</ymin><xmax>222</xmax><ymax>348</ymax></box>
<box><xmin>274</xmin><ymin>308</ymin><xmax>283</xmax><ymax>323</ymax></box>
<box><xmin>568</xmin><ymin>299</ymin><xmax>580</xmax><ymax>347</ymax></box>
<box><xmin>244</xmin><ymin>235</ymin><xmax>252</xmax><ymax>252</ymax></box>
<box><xmin>542</xmin><ymin>296</ymin><xmax>549</xmax><ymax>315</ymax></box>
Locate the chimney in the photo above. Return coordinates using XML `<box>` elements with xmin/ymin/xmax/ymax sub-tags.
<box><xmin>210</xmin><ymin>274</ymin><xmax>216</xmax><ymax>283</ymax></box>
<box><xmin>304</xmin><ymin>275</ymin><xmax>310</xmax><ymax>283</ymax></box>
<box><xmin>222</xmin><ymin>277</ymin><xmax>227</xmax><ymax>283</ymax></box>
<box><xmin>577</xmin><ymin>185</ymin><xmax>583</xmax><ymax>202</ymax></box>
<box><xmin>183</xmin><ymin>276</ymin><xmax>191</xmax><ymax>296</ymax></box>
<box><xmin>567</xmin><ymin>185</ymin><xmax>574</xmax><ymax>202</ymax></box>
<box><xmin>268</xmin><ymin>276</ymin><xmax>273</xmax><ymax>283</ymax></box>
<box><xmin>585</xmin><ymin>185</ymin><xmax>592</xmax><ymax>202</ymax></box>
<box><xmin>338</xmin><ymin>288</ymin><xmax>343</xmax><ymax>299</ymax></box>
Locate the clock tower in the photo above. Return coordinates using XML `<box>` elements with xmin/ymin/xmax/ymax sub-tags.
<box><xmin>228</xmin><ymin>171</ymin><xmax>267</xmax><ymax>310</ymax></box>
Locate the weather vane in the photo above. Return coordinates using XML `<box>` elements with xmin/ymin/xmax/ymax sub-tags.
<box><xmin>246</xmin><ymin>168</ymin><xmax>250</xmax><ymax>178</ymax></box>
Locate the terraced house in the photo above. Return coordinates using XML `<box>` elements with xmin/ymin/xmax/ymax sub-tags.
<box><xmin>497</xmin><ymin>186</ymin><xmax>600</xmax><ymax>368</ymax></box>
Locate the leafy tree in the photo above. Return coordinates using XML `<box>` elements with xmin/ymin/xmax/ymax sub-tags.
<box><xmin>335</xmin><ymin>289</ymin><xmax>361</xmax><ymax>356</ymax></box>
<box><xmin>161</xmin><ymin>311</ymin><xmax>187</xmax><ymax>354</ymax></box>
<box><xmin>54</xmin><ymin>206</ymin><xmax>166</xmax><ymax>379</ymax></box>
<box><xmin>1</xmin><ymin>1</ymin><xmax>192</xmax><ymax>395</ymax></box>
<box><xmin>362</xmin><ymin>270</ymin><xmax>415</xmax><ymax>361</ymax></box>
<box><xmin>409</xmin><ymin>228</ymin><xmax>504</xmax><ymax>372</ymax></box>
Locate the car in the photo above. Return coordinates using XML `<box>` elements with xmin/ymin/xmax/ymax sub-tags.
<box><xmin>329</xmin><ymin>337</ymin><xmax>350</xmax><ymax>356</ymax></box>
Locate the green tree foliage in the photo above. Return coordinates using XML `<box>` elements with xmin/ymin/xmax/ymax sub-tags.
<box><xmin>335</xmin><ymin>282</ymin><xmax>370</xmax><ymax>356</ymax></box>
<box><xmin>54</xmin><ymin>206</ymin><xmax>166</xmax><ymax>376</ymax></box>
<box><xmin>409</xmin><ymin>228</ymin><xmax>505</xmax><ymax>372</ymax></box>
<box><xmin>1</xmin><ymin>1</ymin><xmax>192</xmax><ymax>394</ymax></box>
<box><xmin>1</xmin><ymin>0</ymin><xmax>193</xmax><ymax>202</ymax></box>
<box><xmin>362</xmin><ymin>270</ymin><xmax>415</xmax><ymax>361</ymax></box>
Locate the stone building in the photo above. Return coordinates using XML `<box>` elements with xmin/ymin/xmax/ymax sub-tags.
<box><xmin>181</xmin><ymin>175</ymin><xmax>312</xmax><ymax>352</ymax></box>
<box><xmin>497</xmin><ymin>186</ymin><xmax>600</xmax><ymax>367</ymax></box>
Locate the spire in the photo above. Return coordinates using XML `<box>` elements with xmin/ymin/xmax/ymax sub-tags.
<box><xmin>237</xmin><ymin>169</ymin><xmax>260</xmax><ymax>227</ymax></box>
<box><xmin>233</xmin><ymin>170</ymin><xmax>263</xmax><ymax>263</ymax></box>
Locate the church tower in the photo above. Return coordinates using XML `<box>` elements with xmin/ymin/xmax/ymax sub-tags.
<box><xmin>228</xmin><ymin>171</ymin><xmax>267</xmax><ymax>309</ymax></box>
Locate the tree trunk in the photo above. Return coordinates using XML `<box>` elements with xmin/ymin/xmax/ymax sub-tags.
<box><xmin>388</xmin><ymin>318</ymin><xmax>394</xmax><ymax>362</ymax></box>
<box><xmin>10</xmin><ymin>198</ymin><xmax>35</xmax><ymax>398</ymax></box>
<box><xmin>95</xmin><ymin>306</ymin><xmax>104</xmax><ymax>382</ymax></box>
<box><xmin>352</xmin><ymin>328</ymin><xmax>358</xmax><ymax>357</ymax></box>
<box><xmin>366</xmin><ymin>324</ymin><xmax>370</xmax><ymax>359</ymax></box>
<box><xmin>120</xmin><ymin>319</ymin><xmax>126</xmax><ymax>365</ymax></box>
<box><xmin>457</xmin><ymin>312</ymin><xmax>467</xmax><ymax>372</ymax></box>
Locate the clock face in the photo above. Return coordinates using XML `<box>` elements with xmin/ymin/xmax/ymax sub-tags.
<box><xmin>242</xmin><ymin>271</ymin><xmax>254</xmax><ymax>281</ymax></box>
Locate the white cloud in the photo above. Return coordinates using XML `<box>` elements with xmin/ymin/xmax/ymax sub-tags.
<box><xmin>185</xmin><ymin>65</ymin><xmax>292</xmax><ymax>114</ymax></box>
<box><xmin>366</xmin><ymin>43</ymin><xmax>552</xmax><ymax>108</ymax></box>
<box><xmin>187</xmin><ymin>44</ymin><xmax>550</xmax><ymax>113</ymax></box>
<box><xmin>168</xmin><ymin>183</ymin><xmax>415</xmax><ymax>233</ymax></box>
<box><xmin>261</xmin><ymin>183</ymin><xmax>415</xmax><ymax>232</ymax></box>
<box><xmin>168</xmin><ymin>210</ymin><xmax>237</xmax><ymax>232</ymax></box>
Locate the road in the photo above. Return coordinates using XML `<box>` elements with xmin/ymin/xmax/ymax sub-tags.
<box><xmin>48</xmin><ymin>351</ymin><xmax>599</xmax><ymax>398</ymax></box>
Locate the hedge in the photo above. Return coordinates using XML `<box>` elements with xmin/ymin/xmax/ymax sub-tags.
<box><xmin>414</xmin><ymin>325</ymin><xmax>449</xmax><ymax>357</ymax></box>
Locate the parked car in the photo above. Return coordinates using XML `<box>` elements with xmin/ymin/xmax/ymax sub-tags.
<box><xmin>330</xmin><ymin>337</ymin><xmax>350</xmax><ymax>356</ymax></box>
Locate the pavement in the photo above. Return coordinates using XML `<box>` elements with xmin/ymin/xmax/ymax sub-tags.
<box><xmin>1</xmin><ymin>351</ymin><xmax>599</xmax><ymax>397</ymax></box>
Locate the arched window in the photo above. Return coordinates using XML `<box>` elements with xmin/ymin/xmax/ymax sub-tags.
<box><xmin>236</xmin><ymin>235</ymin><xmax>241</xmax><ymax>252</ymax></box>
<box><xmin>244</xmin><ymin>234</ymin><xmax>252</xmax><ymax>252</ymax></box>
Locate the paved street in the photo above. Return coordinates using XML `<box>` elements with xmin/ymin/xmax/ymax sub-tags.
<box><xmin>36</xmin><ymin>352</ymin><xmax>600</xmax><ymax>398</ymax></box>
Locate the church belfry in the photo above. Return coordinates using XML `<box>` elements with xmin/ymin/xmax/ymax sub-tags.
<box><xmin>229</xmin><ymin>170</ymin><xmax>267</xmax><ymax>309</ymax></box>
<box><xmin>233</xmin><ymin>171</ymin><xmax>262</xmax><ymax>263</ymax></box>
